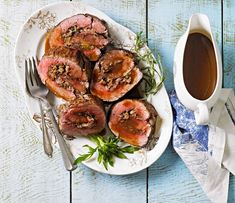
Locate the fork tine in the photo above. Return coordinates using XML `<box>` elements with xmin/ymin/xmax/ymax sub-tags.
<box><xmin>32</xmin><ymin>57</ymin><xmax>42</xmax><ymax>85</ymax></box>
<box><xmin>25</xmin><ymin>59</ymin><xmax>33</xmax><ymax>94</ymax></box>
<box><xmin>25</xmin><ymin>60</ymin><xmax>30</xmax><ymax>93</ymax></box>
<box><xmin>29</xmin><ymin>58</ymin><xmax>37</xmax><ymax>86</ymax></box>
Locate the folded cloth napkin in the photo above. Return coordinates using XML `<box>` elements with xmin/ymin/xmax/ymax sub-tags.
<box><xmin>170</xmin><ymin>89</ymin><xmax>235</xmax><ymax>203</ymax></box>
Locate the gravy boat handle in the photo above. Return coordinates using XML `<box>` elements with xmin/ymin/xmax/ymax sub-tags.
<box><xmin>194</xmin><ymin>103</ymin><xmax>210</xmax><ymax>125</ymax></box>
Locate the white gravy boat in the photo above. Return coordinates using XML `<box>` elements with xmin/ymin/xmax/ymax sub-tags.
<box><xmin>174</xmin><ymin>13</ymin><xmax>222</xmax><ymax>125</ymax></box>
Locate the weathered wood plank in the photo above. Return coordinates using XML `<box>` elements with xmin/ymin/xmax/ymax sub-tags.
<box><xmin>223</xmin><ymin>0</ymin><xmax>235</xmax><ymax>90</ymax></box>
<box><xmin>148</xmin><ymin>0</ymin><xmax>222</xmax><ymax>91</ymax></box>
<box><xmin>0</xmin><ymin>1</ymin><xmax>70</xmax><ymax>203</ymax></box>
<box><xmin>223</xmin><ymin>0</ymin><xmax>235</xmax><ymax>202</ymax></box>
<box><xmin>148</xmin><ymin>145</ymin><xmax>211</xmax><ymax>203</ymax></box>
<box><xmin>148</xmin><ymin>0</ymin><xmax>223</xmax><ymax>202</ymax></box>
<box><xmin>71</xmin><ymin>1</ymin><xmax>147</xmax><ymax>203</ymax></box>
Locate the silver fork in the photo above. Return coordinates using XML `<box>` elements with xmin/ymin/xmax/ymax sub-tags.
<box><xmin>25</xmin><ymin>57</ymin><xmax>77</xmax><ymax>171</ymax></box>
<box><xmin>25</xmin><ymin>58</ymin><xmax>53</xmax><ymax>158</ymax></box>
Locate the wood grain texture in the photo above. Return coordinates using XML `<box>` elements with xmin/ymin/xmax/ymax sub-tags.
<box><xmin>71</xmin><ymin>1</ymin><xmax>147</xmax><ymax>203</ymax></box>
<box><xmin>148</xmin><ymin>0</ymin><xmax>222</xmax><ymax>91</ymax></box>
<box><xmin>148</xmin><ymin>0</ymin><xmax>225</xmax><ymax>202</ymax></box>
<box><xmin>223</xmin><ymin>1</ymin><xmax>235</xmax><ymax>202</ymax></box>
<box><xmin>1</xmin><ymin>1</ymin><xmax>234</xmax><ymax>203</ymax></box>
<box><xmin>148</xmin><ymin>145</ymin><xmax>211</xmax><ymax>203</ymax></box>
<box><xmin>0</xmin><ymin>1</ymin><xmax>70</xmax><ymax>203</ymax></box>
<box><xmin>223</xmin><ymin>0</ymin><xmax>235</xmax><ymax>90</ymax></box>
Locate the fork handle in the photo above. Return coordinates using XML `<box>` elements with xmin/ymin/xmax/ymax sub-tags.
<box><xmin>39</xmin><ymin>99</ymin><xmax>53</xmax><ymax>157</ymax></box>
<box><xmin>44</xmin><ymin>101</ymin><xmax>77</xmax><ymax>171</ymax></box>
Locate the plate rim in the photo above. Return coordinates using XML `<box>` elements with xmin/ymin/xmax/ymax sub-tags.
<box><xmin>14</xmin><ymin>1</ymin><xmax>173</xmax><ymax>175</ymax></box>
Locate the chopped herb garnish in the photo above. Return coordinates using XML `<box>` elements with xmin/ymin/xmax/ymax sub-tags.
<box><xmin>74</xmin><ymin>135</ymin><xmax>139</xmax><ymax>170</ymax></box>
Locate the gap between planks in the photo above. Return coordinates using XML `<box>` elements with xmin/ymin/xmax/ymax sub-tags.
<box><xmin>221</xmin><ymin>0</ymin><xmax>224</xmax><ymax>79</ymax></box>
<box><xmin>69</xmin><ymin>0</ymin><xmax>149</xmax><ymax>202</ymax></box>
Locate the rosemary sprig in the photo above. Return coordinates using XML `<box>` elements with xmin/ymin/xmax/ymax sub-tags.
<box><xmin>132</xmin><ymin>31</ymin><xmax>165</xmax><ymax>97</ymax></box>
<box><xmin>74</xmin><ymin>135</ymin><xmax>139</xmax><ymax>170</ymax></box>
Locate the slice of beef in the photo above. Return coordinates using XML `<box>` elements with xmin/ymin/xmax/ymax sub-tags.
<box><xmin>37</xmin><ymin>47</ymin><xmax>90</xmax><ymax>101</ymax></box>
<box><xmin>47</xmin><ymin>14</ymin><xmax>109</xmax><ymax>61</ymax></box>
<box><xmin>58</xmin><ymin>94</ymin><xmax>106</xmax><ymax>137</ymax></box>
<box><xmin>108</xmin><ymin>99</ymin><xmax>157</xmax><ymax>147</ymax></box>
<box><xmin>90</xmin><ymin>49</ymin><xmax>143</xmax><ymax>102</ymax></box>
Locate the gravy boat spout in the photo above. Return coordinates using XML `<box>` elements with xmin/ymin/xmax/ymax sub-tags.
<box><xmin>174</xmin><ymin>13</ymin><xmax>222</xmax><ymax>125</ymax></box>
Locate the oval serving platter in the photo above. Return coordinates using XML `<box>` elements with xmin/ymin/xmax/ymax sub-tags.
<box><xmin>15</xmin><ymin>2</ymin><xmax>173</xmax><ymax>175</ymax></box>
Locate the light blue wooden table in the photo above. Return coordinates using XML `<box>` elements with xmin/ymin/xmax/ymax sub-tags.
<box><xmin>0</xmin><ymin>0</ymin><xmax>234</xmax><ymax>202</ymax></box>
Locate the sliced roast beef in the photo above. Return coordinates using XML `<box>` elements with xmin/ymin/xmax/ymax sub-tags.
<box><xmin>90</xmin><ymin>49</ymin><xmax>143</xmax><ymax>102</ymax></box>
<box><xmin>37</xmin><ymin>47</ymin><xmax>90</xmax><ymax>101</ymax></box>
<box><xmin>108</xmin><ymin>99</ymin><xmax>157</xmax><ymax>147</ymax></box>
<box><xmin>47</xmin><ymin>14</ymin><xmax>109</xmax><ymax>61</ymax></box>
<box><xmin>58</xmin><ymin>94</ymin><xmax>106</xmax><ymax>137</ymax></box>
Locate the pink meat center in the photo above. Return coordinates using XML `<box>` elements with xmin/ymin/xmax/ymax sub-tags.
<box><xmin>47</xmin><ymin>63</ymin><xmax>87</xmax><ymax>94</ymax></box>
<box><xmin>109</xmin><ymin>100</ymin><xmax>152</xmax><ymax>146</ymax></box>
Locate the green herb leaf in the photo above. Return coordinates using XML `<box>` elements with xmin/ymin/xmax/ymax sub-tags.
<box><xmin>121</xmin><ymin>146</ymin><xmax>139</xmax><ymax>153</ymax></box>
<box><xmin>132</xmin><ymin>31</ymin><xmax>165</xmax><ymax>97</ymax></box>
<box><xmin>83</xmin><ymin>145</ymin><xmax>96</xmax><ymax>154</ymax></box>
<box><xmin>74</xmin><ymin>135</ymin><xmax>140</xmax><ymax>170</ymax></box>
<box><xmin>74</xmin><ymin>153</ymin><xmax>91</xmax><ymax>165</ymax></box>
<box><xmin>97</xmin><ymin>136</ymin><xmax>105</xmax><ymax>146</ymax></box>
<box><xmin>90</xmin><ymin>136</ymin><xmax>101</xmax><ymax>146</ymax></box>
<box><xmin>115</xmin><ymin>151</ymin><xmax>127</xmax><ymax>159</ymax></box>
<box><xmin>97</xmin><ymin>149</ymin><xmax>103</xmax><ymax>164</ymax></box>
<box><xmin>103</xmin><ymin>159</ymin><xmax>108</xmax><ymax>170</ymax></box>
<box><xmin>107</xmin><ymin>155</ymin><xmax>114</xmax><ymax>167</ymax></box>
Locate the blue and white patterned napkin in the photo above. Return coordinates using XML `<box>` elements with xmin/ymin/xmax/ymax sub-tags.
<box><xmin>170</xmin><ymin>89</ymin><xmax>235</xmax><ymax>203</ymax></box>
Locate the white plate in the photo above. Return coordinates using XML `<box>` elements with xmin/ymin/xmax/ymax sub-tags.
<box><xmin>14</xmin><ymin>2</ymin><xmax>173</xmax><ymax>175</ymax></box>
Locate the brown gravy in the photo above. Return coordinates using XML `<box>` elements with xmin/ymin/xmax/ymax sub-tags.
<box><xmin>45</xmin><ymin>31</ymin><xmax>51</xmax><ymax>53</ymax></box>
<box><xmin>183</xmin><ymin>33</ymin><xmax>217</xmax><ymax>100</ymax></box>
